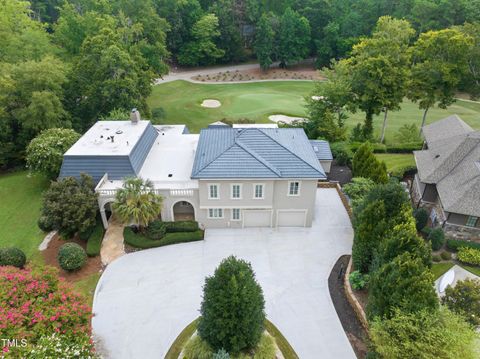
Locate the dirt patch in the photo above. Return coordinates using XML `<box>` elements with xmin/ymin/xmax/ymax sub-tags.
<box><xmin>193</xmin><ymin>65</ymin><xmax>324</xmax><ymax>83</ymax></box>
<box><xmin>200</xmin><ymin>99</ymin><xmax>221</xmax><ymax>108</ymax></box>
<box><xmin>42</xmin><ymin>234</ymin><xmax>102</xmax><ymax>283</ymax></box>
<box><xmin>329</xmin><ymin>255</ymin><xmax>368</xmax><ymax>359</ymax></box>
<box><xmin>328</xmin><ymin>160</ymin><xmax>353</xmax><ymax>185</ymax></box>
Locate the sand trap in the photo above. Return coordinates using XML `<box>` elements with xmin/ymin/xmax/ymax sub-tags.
<box><xmin>269</xmin><ymin>114</ymin><xmax>307</xmax><ymax>124</ymax></box>
<box><xmin>201</xmin><ymin>99</ymin><xmax>221</xmax><ymax>108</ymax></box>
<box><xmin>311</xmin><ymin>95</ymin><xmax>325</xmax><ymax>101</ymax></box>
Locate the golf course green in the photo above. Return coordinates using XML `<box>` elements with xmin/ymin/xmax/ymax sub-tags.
<box><xmin>148</xmin><ymin>80</ymin><xmax>480</xmax><ymax>141</ymax></box>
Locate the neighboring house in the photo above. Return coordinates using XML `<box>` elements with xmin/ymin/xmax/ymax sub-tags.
<box><xmin>412</xmin><ymin>115</ymin><xmax>480</xmax><ymax>238</ymax></box>
<box><xmin>309</xmin><ymin>140</ymin><xmax>333</xmax><ymax>174</ymax></box>
<box><xmin>59</xmin><ymin>110</ymin><xmax>329</xmax><ymax>229</ymax></box>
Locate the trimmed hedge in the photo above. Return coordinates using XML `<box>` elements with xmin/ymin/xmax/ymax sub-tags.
<box><xmin>0</xmin><ymin>247</ymin><xmax>26</xmax><ymax>268</ymax></box>
<box><xmin>57</xmin><ymin>243</ymin><xmax>87</xmax><ymax>271</ymax></box>
<box><xmin>146</xmin><ymin>220</ymin><xmax>167</xmax><ymax>239</ymax></box>
<box><xmin>457</xmin><ymin>247</ymin><xmax>480</xmax><ymax>266</ymax></box>
<box><xmin>86</xmin><ymin>222</ymin><xmax>104</xmax><ymax>257</ymax></box>
<box><xmin>164</xmin><ymin>221</ymin><xmax>199</xmax><ymax>233</ymax></box>
<box><xmin>446</xmin><ymin>239</ymin><xmax>480</xmax><ymax>251</ymax></box>
<box><xmin>350</xmin><ymin>142</ymin><xmax>387</xmax><ymax>153</ymax></box>
<box><xmin>349</xmin><ymin>142</ymin><xmax>422</xmax><ymax>154</ymax></box>
<box><xmin>124</xmin><ymin>227</ymin><xmax>204</xmax><ymax>249</ymax></box>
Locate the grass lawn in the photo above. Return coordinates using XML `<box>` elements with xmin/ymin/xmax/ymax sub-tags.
<box><xmin>460</xmin><ymin>265</ymin><xmax>480</xmax><ymax>277</ymax></box>
<box><xmin>431</xmin><ymin>262</ymin><xmax>455</xmax><ymax>279</ymax></box>
<box><xmin>149</xmin><ymin>80</ymin><xmax>480</xmax><ymax>141</ymax></box>
<box><xmin>375</xmin><ymin>153</ymin><xmax>415</xmax><ymax>174</ymax></box>
<box><xmin>0</xmin><ymin>171</ymin><xmax>49</xmax><ymax>258</ymax></box>
<box><xmin>73</xmin><ymin>272</ymin><xmax>102</xmax><ymax>305</ymax></box>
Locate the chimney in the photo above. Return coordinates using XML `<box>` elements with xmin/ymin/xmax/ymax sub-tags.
<box><xmin>130</xmin><ymin>108</ymin><xmax>140</xmax><ymax>124</ymax></box>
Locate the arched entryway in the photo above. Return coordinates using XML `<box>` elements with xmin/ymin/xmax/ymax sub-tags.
<box><xmin>172</xmin><ymin>201</ymin><xmax>195</xmax><ymax>221</ymax></box>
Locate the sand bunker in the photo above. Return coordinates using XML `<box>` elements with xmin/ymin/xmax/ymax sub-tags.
<box><xmin>311</xmin><ymin>95</ymin><xmax>325</xmax><ymax>101</ymax></box>
<box><xmin>268</xmin><ymin>114</ymin><xmax>307</xmax><ymax>124</ymax></box>
<box><xmin>201</xmin><ymin>99</ymin><xmax>221</xmax><ymax>108</ymax></box>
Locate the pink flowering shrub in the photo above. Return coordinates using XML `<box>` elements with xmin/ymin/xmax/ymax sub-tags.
<box><xmin>0</xmin><ymin>265</ymin><xmax>92</xmax><ymax>356</ymax></box>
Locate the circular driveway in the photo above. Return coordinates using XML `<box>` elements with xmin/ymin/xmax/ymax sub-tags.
<box><xmin>92</xmin><ymin>189</ymin><xmax>355</xmax><ymax>359</ymax></box>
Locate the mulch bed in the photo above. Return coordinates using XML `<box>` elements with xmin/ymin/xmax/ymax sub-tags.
<box><xmin>42</xmin><ymin>234</ymin><xmax>102</xmax><ymax>283</ymax></box>
<box><xmin>329</xmin><ymin>255</ymin><xmax>368</xmax><ymax>359</ymax></box>
<box><xmin>328</xmin><ymin>160</ymin><xmax>353</xmax><ymax>185</ymax></box>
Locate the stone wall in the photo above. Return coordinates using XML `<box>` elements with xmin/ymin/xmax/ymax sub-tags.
<box><xmin>344</xmin><ymin>257</ymin><xmax>369</xmax><ymax>333</ymax></box>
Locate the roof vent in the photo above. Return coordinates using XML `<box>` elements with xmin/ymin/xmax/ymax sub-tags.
<box><xmin>116</xmin><ymin>130</ymin><xmax>123</xmax><ymax>134</ymax></box>
<box><xmin>435</xmin><ymin>154</ymin><xmax>440</xmax><ymax>159</ymax></box>
<box><xmin>314</xmin><ymin>146</ymin><xmax>319</xmax><ymax>152</ymax></box>
<box><xmin>130</xmin><ymin>108</ymin><xmax>140</xmax><ymax>124</ymax></box>
<box><xmin>168</xmin><ymin>174</ymin><xmax>173</xmax><ymax>177</ymax></box>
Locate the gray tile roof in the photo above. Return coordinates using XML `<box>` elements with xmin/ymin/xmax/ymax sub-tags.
<box><xmin>191</xmin><ymin>128</ymin><xmax>326</xmax><ymax>179</ymax></box>
<box><xmin>309</xmin><ymin>140</ymin><xmax>333</xmax><ymax>160</ymax></box>
<box><xmin>414</xmin><ymin>115</ymin><xmax>480</xmax><ymax>217</ymax></box>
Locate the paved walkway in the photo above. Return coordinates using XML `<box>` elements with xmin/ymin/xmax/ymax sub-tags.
<box><xmin>435</xmin><ymin>264</ymin><xmax>480</xmax><ymax>296</ymax></box>
<box><xmin>92</xmin><ymin>189</ymin><xmax>355</xmax><ymax>359</ymax></box>
<box><xmin>100</xmin><ymin>217</ymin><xmax>125</xmax><ymax>266</ymax></box>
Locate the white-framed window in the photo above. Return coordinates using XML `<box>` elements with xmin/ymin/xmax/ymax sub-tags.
<box><xmin>208</xmin><ymin>184</ymin><xmax>219</xmax><ymax>199</ymax></box>
<box><xmin>231</xmin><ymin>184</ymin><xmax>242</xmax><ymax>199</ymax></box>
<box><xmin>253</xmin><ymin>184</ymin><xmax>265</xmax><ymax>199</ymax></box>
<box><xmin>208</xmin><ymin>208</ymin><xmax>223</xmax><ymax>218</ymax></box>
<box><xmin>288</xmin><ymin>181</ymin><xmax>301</xmax><ymax>196</ymax></box>
<box><xmin>466</xmin><ymin>216</ymin><xmax>478</xmax><ymax>227</ymax></box>
<box><xmin>231</xmin><ymin>208</ymin><xmax>241</xmax><ymax>221</ymax></box>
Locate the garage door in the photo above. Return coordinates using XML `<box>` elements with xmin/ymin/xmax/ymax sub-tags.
<box><xmin>243</xmin><ymin>210</ymin><xmax>272</xmax><ymax>228</ymax></box>
<box><xmin>277</xmin><ymin>210</ymin><xmax>306</xmax><ymax>227</ymax></box>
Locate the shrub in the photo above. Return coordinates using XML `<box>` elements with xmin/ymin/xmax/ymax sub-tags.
<box><xmin>164</xmin><ymin>220</ymin><xmax>199</xmax><ymax>233</ymax></box>
<box><xmin>183</xmin><ymin>335</ymin><xmax>213</xmax><ymax>359</ymax></box>
<box><xmin>123</xmin><ymin>227</ymin><xmax>204</xmax><ymax>249</ymax></box>
<box><xmin>440</xmin><ymin>251</ymin><xmax>452</xmax><ymax>260</ymax></box>
<box><xmin>390</xmin><ymin>165</ymin><xmax>417</xmax><ymax>179</ymax></box>
<box><xmin>330</xmin><ymin>142</ymin><xmax>352</xmax><ymax>166</ymax></box>
<box><xmin>24</xmin><ymin>333</ymin><xmax>98</xmax><ymax>359</ymax></box>
<box><xmin>446</xmin><ymin>239</ymin><xmax>480</xmax><ymax>251</ymax></box>
<box><xmin>0</xmin><ymin>247</ymin><xmax>26</xmax><ymax>268</ymax></box>
<box><xmin>198</xmin><ymin>256</ymin><xmax>266</xmax><ymax>354</ymax></box>
<box><xmin>442</xmin><ymin>278</ymin><xmax>480</xmax><ymax>326</ymax></box>
<box><xmin>86</xmin><ymin>222</ymin><xmax>104</xmax><ymax>257</ymax></box>
<box><xmin>394</xmin><ymin>124</ymin><xmax>422</xmax><ymax>144</ymax></box>
<box><xmin>386</xmin><ymin>143</ymin><xmax>423</xmax><ymax>153</ymax></box>
<box><xmin>349</xmin><ymin>270</ymin><xmax>369</xmax><ymax>290</ymax></box>
<box><xmin>428</xmin><ymin>228</ymin><xmax>445</xmax><ymax>251</ymax></box>
<box><xmin>253</xmin><ymin>334</ymin><xmax>275</xmax><ymax>359</ymax></box>
<box><xmin>352</xmin><ymin>142</ymin><xmax>388</xmax><ymax>184</ymax></box>
<box><xmin>57</xmin><ymin>243</ymin><xmax>87</xmax><ymax>271</ymax></box>
<box><xmin>342</xmin><ymin>177</ymin><xmax>375</xmax><ymax>208</ymax></box>
<box><xmin>413</xmin><ymin>208</ymin><xmax>429</xmax><ymax>231</ymax></box>
<box><xmin>0</xmin><ymin>265</ymin><xmax>92</xmax><ymax>357</ymax></box>
<box><xmin>38</xmin><ymin>216</ymin><xmax>54</xmax><ymax>233</ymax></box>
<box><xmin>350</xmin><ymin>142</ymin><xmax>387</xmax><ymax>153</ymax></box>
<box><xmin>213</xmin><ymin>349</ymin><xmax>230</xmax><ymax>359</ymax></box>
<box><xmin>146</xmin><ymin>220</ymin><xmax>167</xmax><ymax>239</ymax></box>
<box><xmin>457</xmin><ymin>247</ymin><xmax>480</xmax><ymax>266</ymax></box>
<box><xmin>432</xmin><ymin>254</ymin><xmax>442</xmax><ymax>262</ymax></box>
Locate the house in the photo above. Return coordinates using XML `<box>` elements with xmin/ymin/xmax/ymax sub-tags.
<box><xmin>309</xmin><ymin>140</ymin><xmax>333</xmax><ymax>174</ymax></box>
<box><xmin>412</xmin><ymin>115</ymin><xmax>480</xmax><ymax>238</ymax></box>
<box><xmin>59</xmin><ymin>110</ymin><xmax>329</xmax><ymax>229</ymax></box>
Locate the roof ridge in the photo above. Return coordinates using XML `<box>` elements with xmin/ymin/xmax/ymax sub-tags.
<box><xmin>234</xmin><ymin>138</ymin><xmax>282</xmax><ymax>176</ymax></box>
<box><xmin>257</xmin><ymin>128</ymin><xmax>324</xmax><ymax>175</ymax></box>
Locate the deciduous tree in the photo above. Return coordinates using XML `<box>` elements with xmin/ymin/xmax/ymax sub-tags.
<box><xmin>442</xmin><ymin>278</ymin><xmax>480</xmax><ymax>326</ymax></box>
<box><xmin>277</xmin><ymin>8</ymin><xmax>311</xmax><ymax>67</ymax></box>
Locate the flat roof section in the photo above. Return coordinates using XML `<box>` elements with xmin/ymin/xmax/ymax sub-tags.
<box><xmin>65</xmin><ymin>121</ymin><xmax>151</xmax><ymax>156</ymax></box>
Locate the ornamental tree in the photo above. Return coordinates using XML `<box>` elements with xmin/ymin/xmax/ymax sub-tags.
<box><xmin>26</xmin><ymin>128</ymin><xmax>80</xmax><ymax>179</ymax></box>
<box><xmin>367</xmin><ymin>253</ymin><xmax>438</xmax><ymax>319</ymax></box>
<box><xmin>370</xmin><ymin>307</ymin><xmax>479</xmax><ymax>359</ymax></box>
<box><xmin>442</xmin><ymin>278</ymin><xmax>480</xmax><ymax>326</ymax></box>
<box><xmin>352</xmin><ymin>143</ymin><xmax>388</xmax><ymax>184</ymax></box>
<box><xmin>112</xmin><ymin>177</ymin><xmax>163</xmax><ymax>231</ymax></box>
<box><xmin>40</xmin><ymin>174</ymin><xmax>98</xmax><ymax>239</ymax></box>
<box><xmin>198</xmin><ymin>256</ymin><xmax>266</xmax><ymax>354</ymax></box>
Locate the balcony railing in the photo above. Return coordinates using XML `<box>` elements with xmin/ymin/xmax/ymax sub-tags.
<box><xmin>169</xmin><ymin>189</ymin><xmax>194</xmax><ymax>197</ymax></box>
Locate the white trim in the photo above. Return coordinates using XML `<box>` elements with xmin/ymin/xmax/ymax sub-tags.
<box><xmin>231</xmin><ymin>208</ymin><xmax>242</xmax><ymax>221</ymax></box>
<box><xmin>230</xmin><ymin>183</ymin><xmax>242</xmax><ymax>200</ymax></box>
<box><xmin>253</xmin><ymin>183</ymin><xmax>265</xmax><ymax>199</ymax></box>
<box><xmin>170</xmin><ymin>199</ymin><xmax>196</xmax><ymax>222</ymax></box>
<box><xmin>242</xmin><ymin>209</ymin><xmax>273</xmax><ymax>228</ymax></box>
<box><xmin>200</xmin><ymin>205</ymin><xmax>272</xmax><ymax>209</ymax></box>
<box><xmin>276</xmin><ymin>209</ymin><xmax>308</xmax><ymax>227</ymax></box>
<box><xmin>287</xmin><ymin>181</ymin><xmax>301</xmax><ymax>196</ymax></box>
<box><xmin>208</xmin><ymin>183</ymin><xmax>220</xmax><ymax>199</ymax></box>
<box><xmin>207</xmin><ymin>208</ymin><xmax>224</xmax><ymax>219</ymax></box>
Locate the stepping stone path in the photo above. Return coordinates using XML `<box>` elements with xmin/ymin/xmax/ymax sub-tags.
<box><xmin>100</xmin><ymin>216</ymin><xmax>125</xmax><ymax>266</ymax></box>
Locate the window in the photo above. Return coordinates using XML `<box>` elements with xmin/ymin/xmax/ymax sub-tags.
<box><xmin>232</xmin><ymin>208</ymin><xmax>241</xmax><ymax>221</ymax></box>
<box><xmin>208</xmin><ymin>184</ymin><xmax>219</xmax><ymax>199</ymax></box>
<box><xmin>208</xmin><ymin>208</ymin><xmax>223</xmax><ymax>218</ymax></box>
<box><xmin>231</xmin><ymin>184</ymin><xmax>241</xmax><ymax>199</ymax></box>
<box><xmin>288</xmin><ymin>181</ymin><xmax>300</xmax><ymax>196</ymax></box>
<box><xmin>254</xmin><ymin>184</ymin><xmax>264</xmax><ymax>199</ymax></box>
<box><xmin>466</xmin><ymin>216</ymin><xmax>478</xmax><ymax>227</ymax></box>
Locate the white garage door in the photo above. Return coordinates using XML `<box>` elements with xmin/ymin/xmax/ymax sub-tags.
<box><xmin>277</xmin><ymin>210</ymin><xmax>306</xmax><ymax>227</ymax></box>
<box><xmin>243</xmin><ymin>210</ymin><xmax>272</xmax><ymax>228</ymax></box>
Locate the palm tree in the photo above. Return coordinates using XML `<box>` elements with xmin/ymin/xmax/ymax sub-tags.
<box><xmin>112</xmin><ymin>177</ymin><xmax>163</xmax><ymax>231</ymax></box>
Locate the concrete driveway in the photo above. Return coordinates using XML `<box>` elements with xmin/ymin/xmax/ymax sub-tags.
<box><xmin>92</xmin><ymin>188</ymin><xmax>355</xmax><ymax>359</ymax></box>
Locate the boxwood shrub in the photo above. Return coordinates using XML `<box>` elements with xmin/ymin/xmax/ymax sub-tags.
<box><xmin>57</xmin><ymin>243</ymin><xmax>87</xmax><ymax>271</ymax></box>
<box><xmin>446</xmin><ymin>239</ymin><xmax>480</xmax><ymax>251</ymax></box>
<box><xmin>146</xmin><ymin>220</ymin><xmax>167</xmax><ymax>239</ymax></box>
<box><xmin>428</xmin><ymin>228</ymin><xmax>445</xmax><ymax>251</ymax></box>
<box><xmin>457</xmin><ymin>247</ymin><xmax>480</xmax><ymax>266</ymax></box>
<box><xmin>0</xmin><ymin>247</ymin><xmax>26</xmax><ymax>268</ymax></box>
<box><xmin>86</xmin><ymin>222</ymin><xmax>104</xmax><ymax>257</ymax></box>
<box><xmin>164</xmin><ymin>221</ymin><xmax>199</xmax><ymax>233</ymax></box>
<box><xmin>124</xmin><ymin>227</ymin><xmax>204</xmax><ymax>249</ymax></box>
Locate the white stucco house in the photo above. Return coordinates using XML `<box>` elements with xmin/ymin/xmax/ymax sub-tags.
<box><xmin>59</xmin><ymin>110</ymin><xmax>330</xmax><ymax>229</ymax></box>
